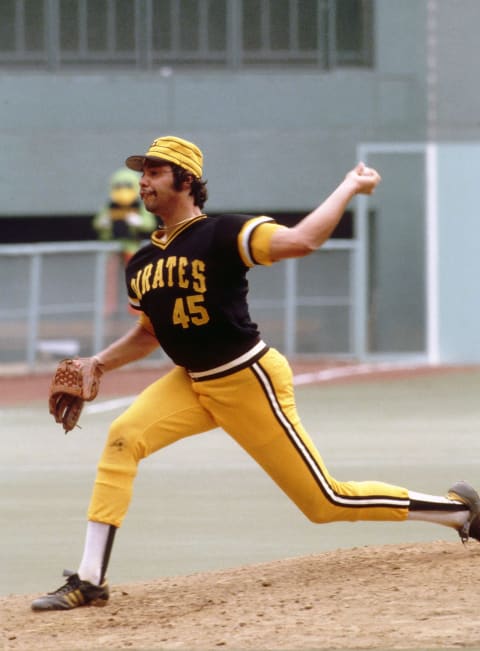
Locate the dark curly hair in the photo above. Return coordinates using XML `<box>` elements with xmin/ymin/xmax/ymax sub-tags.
<box><xmin>170</xmin><ymin>163</ymin><xmax>208</xmax><ymax>210</ymax></box>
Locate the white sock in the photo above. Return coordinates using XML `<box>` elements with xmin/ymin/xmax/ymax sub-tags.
<box><xmin>407</xmin><ymin>490</ymin><xmax>469</xmax><ymax>528</ymax></box>
<box><xmin>78</xmin><ymin>520</ymin><xmax>111</xmax><ymax>585</ymax></box>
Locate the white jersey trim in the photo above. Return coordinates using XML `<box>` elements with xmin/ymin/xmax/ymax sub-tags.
<box><xmin>239</xmin><ymin>216</ymin><xmax>274</xmax><ymax>267</ymax></box>
<box><xmin>187</xmin><ymin>340</ymin><xmax>267</xmax><ymax>379</ymax></box>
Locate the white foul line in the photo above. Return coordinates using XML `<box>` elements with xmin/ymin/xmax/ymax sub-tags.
<box><xmin>292</xmin><ymin>361</ymin><xmax>428</xmax><ymax>386</ymax></box>
<box><xmin>84</xmin><ymin>362</ymin><xmax>430</xmax><ymax>415</ymax></box>
<box><xmin>85</xmin><ymin>396</ymin><xmax>137</xmax><ymax>414</ymax></box>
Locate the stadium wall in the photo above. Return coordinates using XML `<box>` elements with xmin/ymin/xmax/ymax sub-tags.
<box><xmin>0</xmin><ymin>2</ymin><xmax>427</xmax><ymax>219</ymax></box>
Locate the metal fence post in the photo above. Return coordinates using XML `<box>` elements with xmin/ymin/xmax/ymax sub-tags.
<box><xmin>93</xmin><ymin>250</ymin><xmax>108</xmax><ymax>354</ymax></box>
<box><xmin>26</xmin><ymin>253</ymin><xmax>42</xmax><ymax>368</ymax></box>
<box><xmin>284</xmin><ymin>258</ymin><xmax>297</xmax><ymax>357</ymax></box>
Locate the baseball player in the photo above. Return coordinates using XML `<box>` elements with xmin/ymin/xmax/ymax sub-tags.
<box><xmin>32</xmin><ymin>136</ymin><xmax>480</xmax><ymax>611</ymax></box>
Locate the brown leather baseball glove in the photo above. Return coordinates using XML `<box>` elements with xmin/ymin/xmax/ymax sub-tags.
<box><xmin>49</xmin><ymin>357</ymin><xmax>104</xmax><ymax>432</ymax></box>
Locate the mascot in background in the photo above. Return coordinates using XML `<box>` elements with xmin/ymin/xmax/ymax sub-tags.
<box><xmin>93</xmin><ymin>168</ymin><xmax>156</xmax><ymax>315</ymax></box>
<box><xmin>93</xmin><ymin>167</ymin><xmax>156</xmax><ymax>263</ymax></box>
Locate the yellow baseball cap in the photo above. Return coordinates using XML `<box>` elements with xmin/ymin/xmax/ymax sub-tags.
<box><xmin>125</xmin><ymin>135</ymin><xmax>203</xmax><ymax>178</ymax></box>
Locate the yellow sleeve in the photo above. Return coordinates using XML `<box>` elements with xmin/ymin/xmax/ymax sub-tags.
<box><xmin>138</xmin><ymin>312</ymin><xmax>156</xmax><ymax>336</ymax></box>
<box><xmin>249</xmin><ymin>222</ymin><xmax>287</xmax><ymax>266</ymax></box>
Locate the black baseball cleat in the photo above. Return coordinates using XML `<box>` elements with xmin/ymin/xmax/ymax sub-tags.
<box><xmin>447</xmin><ymin>480</ymin><xmax>480</xmax><ymax>543</ymax></box>
<box><xmin>31</xmin><ymin>572</ymin><xmax>109</xmax><ymax>611</ymax></box>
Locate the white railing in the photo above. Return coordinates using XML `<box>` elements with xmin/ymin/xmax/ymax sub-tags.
<box><xmin>0</xmin><ymin>239</ymin><xmax>357</xmax><ymax>371</ymax></box>
<box><xmin>0</xmin><ymin>241</ymin><xmax>121</xmax><ymax>368</ymax></box>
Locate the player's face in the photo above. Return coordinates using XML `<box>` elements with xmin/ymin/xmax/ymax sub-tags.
<box><xmin>139</xmin><ymin>163</ymin><xmax>176</xmax><ymax>213</ymax></box>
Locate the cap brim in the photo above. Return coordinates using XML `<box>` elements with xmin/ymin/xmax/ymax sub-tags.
<box><xmin>125</xmin><ymin>155</ymin><xmax>145</xmax><ymax>171</ymax></box>
<box><xmin>125</xmin><ymin>155</ymin><xmax>172</xmax><ymax>172</ymax></box>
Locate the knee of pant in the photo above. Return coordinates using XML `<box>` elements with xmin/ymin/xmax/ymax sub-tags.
<box><xmin>299</xmin><ymin>499</ymin><xmax>336</xmax><ymax>524</ymax></box>
<box><xmin>106</xmin><ymin>414</ymin><xmax>148</xmax><ymax>462</ymax></box>
<box><xmin>305</xmin><ymin>511</ymin><xmax>333</xmax><ymax>525</ymax></box>
<box><xmin>302</xmin><ymin>507</ymin><xmax>330</xmax><ymax>524</ymax></box>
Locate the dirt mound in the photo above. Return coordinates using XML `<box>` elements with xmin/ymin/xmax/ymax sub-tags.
<box><xmin>3</xmin><ymin>540</ymin><xmax>480</xmax><ymax>650</ymax></box>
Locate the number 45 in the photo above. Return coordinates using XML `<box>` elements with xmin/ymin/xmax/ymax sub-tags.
<box><xmin>172</xmin><ymin>294</ymin><xmax>210</xmax><ymax>329</ymax></box>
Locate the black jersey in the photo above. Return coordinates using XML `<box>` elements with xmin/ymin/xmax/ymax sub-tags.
<box><xmin>125</xmin><ymin>213</ymin><xmax>281</xmax><ymax>371</ymax></box>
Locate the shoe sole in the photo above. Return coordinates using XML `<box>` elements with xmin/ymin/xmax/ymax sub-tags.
<box><xmin>31</xmin><ymin>594</ymin><xmax>109</xmax><ymax>611</ymax></box>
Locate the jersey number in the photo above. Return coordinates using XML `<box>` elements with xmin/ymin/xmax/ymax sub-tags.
<box><xmin>173</xmin><ymin>295</ymin><xmax>210</xmax><ymax>329</ymax></box>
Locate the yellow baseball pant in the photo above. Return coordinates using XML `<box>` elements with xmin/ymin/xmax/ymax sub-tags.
<box><xmin>88</xmin><ymin>348</ymin><xmax>410</xmax><ymax>527</ymax></box>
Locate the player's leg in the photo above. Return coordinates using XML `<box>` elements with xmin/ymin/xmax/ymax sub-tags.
<box><xmin>193</xmin><ymin>348</ymin><xmax>475</xmax><ymax>536</ymax></box>
<box><xmin>88</xmin><ymin>365</ymin><xmax>215</xmax><ymax>527</ymax></box>
<box><xmin>193</xmin><ymin>348</ymin><xmax>409</xmax><ymax>523</ymax></box>
<box><xmin>84</xmin><ymin>365</ymin><xmax>216</xmax><ymax>573</ymax></box>
<box><xmin>31</xmin><ymin>366</ymin><xmax>216</xmax><ymax>611</ymax></box>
